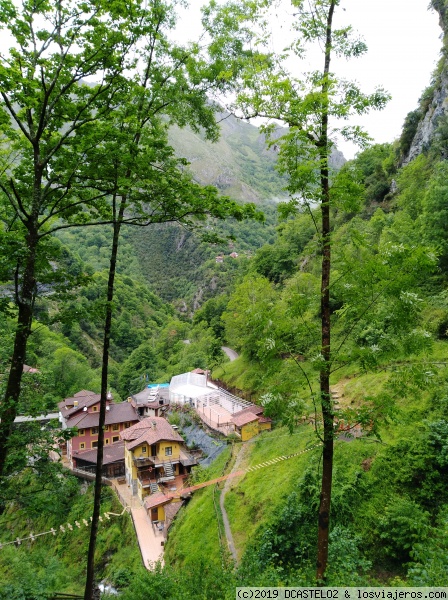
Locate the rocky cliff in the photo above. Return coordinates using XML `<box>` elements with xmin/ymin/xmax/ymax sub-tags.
<box><xmin>405</xmin><ymin>1</ymin><xmax>447</xmax><ymax>162</ymax></box>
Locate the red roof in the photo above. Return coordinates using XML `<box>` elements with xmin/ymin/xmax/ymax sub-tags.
<box><xmin>164</xmin><ymin>501</ymin><xmax>183</xmax><ymax>525</ymax></box>
<box><xmin>233</xmin><ymin>405</ymin><xmax>264</xmax><ymax>417</ymax></box>
<box><xmin>232</xmin><ymin>412</ymin><xmax>260</xmax><ymax>427</ymax></box>
<box><xmin>258</xmin><ymin>416</ymin><xmax>272</xmax><ymax>424</ymax></box>
<box><xmin>121</xmin><ymin>417</ymin><xmax>183</xmax><ymax>450</ymax></box>
<box><xmin>144</xmin><ymin>492</ymin><xmax>172</xmax><ymax>510</ymax></box>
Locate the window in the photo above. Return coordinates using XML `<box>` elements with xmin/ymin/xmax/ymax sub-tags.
<box><xmin>112</xmin><ymin>436</ymin><xmax>119</xmax><ymax>443</ymax></box>
<box><xmin>124</xmin><ymin>422</ymin><xmax>130</xmax><ymax>429</ymax></box>
<box><xmin>91</xmin><ymin>427</ymin><xmax>99</xmax><ymax>435</ymax></box>
<box><xmin>141</xmin><ymin>446</ymin><xmax>147</xmax><ymax>454</ymax></box>
<box><xmin>165</xmin><ymin>447</ymin><xmax>172</xmax><ymax>456</ymax></box>
<box><xmin>104</xmin><ymin>425</ymin><xmax>109</xmax><ymax>432</ymax></box>
<box><xmin>92</xmin><ymin>441</ymin><xmax>98</xmax><ymax>448</ymax></box>
<box><xmin>78</xmin><ymin>429</ymin><xmax>84</xmax><ymax>436</ymax></box>
<box><xmin>105</xmin><ymin>438</ymin><xmax>109</xmax><ymax>445</ymax></box>
<box><xmin>92</xmin><ymin>406</ymin><xmax>98</xmax><ymax>412</ymax></box>
<box><xmin>80</xmin><ymin>442</ymin><xmax>85</xmax><ymax>450</ymax></box>
<box><xmin>112</xmin><ymin>424</ymin><xmax>119</xmax><ymax>431</ymax></box>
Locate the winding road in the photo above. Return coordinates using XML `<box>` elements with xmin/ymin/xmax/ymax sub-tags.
<box><xmin>222</xmin><ymin>346</ymin><xmax>239</xmax><ymax>362</ymax></box>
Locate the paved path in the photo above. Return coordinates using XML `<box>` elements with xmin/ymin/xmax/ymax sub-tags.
<box><xmin>131</xmin><ymin>506</ymin><xmax>165</xmax><ymax>568</ymax></box>
<box><xmin>222</xmin><ymin>346</ymin><xmax>239</xmax><ymax>361</ymax></box>
<box><xmin>219</xmin><ymin>444</ymin><xmax>247</xmax><ymax>563</ymax></box>
<box><xmin>111</xmin><ymin>481</ymin><xmax>164</xmax><ymax>569</ymax></box>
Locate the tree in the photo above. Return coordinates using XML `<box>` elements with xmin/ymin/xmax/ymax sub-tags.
<box><xmin>226</xmin><ymin>0</ymin><xmax>389</xmax><ymax>581</ymax></box>
<box><xmin>0</xmin><ymin>0</ymin><xmax>148</xmax><ymax>480</ymax></box>
<box><xmin>76</xmin><ymin>3</ymin><xmax>263</xmax><ymax>596</ymax></box>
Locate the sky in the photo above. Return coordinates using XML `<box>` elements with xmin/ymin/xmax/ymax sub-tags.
<box><xmin>177</xmin><ymin>0</ymin><xmax>442</xmax><ymax>159</ymax></box>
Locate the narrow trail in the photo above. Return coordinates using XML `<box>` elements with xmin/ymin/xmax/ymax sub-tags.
<box><xmin>219</xmin><ymin>443</ymin><xmax>248</xmax><ymax>563</ymax></box>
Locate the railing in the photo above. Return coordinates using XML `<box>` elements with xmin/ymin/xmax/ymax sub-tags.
<box><xmin>133</xmin><ymin>455</ymin><xmax>180</xmax><ymax>468</ymax></box>
<box><xmin>133</xmin><ymin>456</ymin><xmax>156</xmax><ymax>467</ymax></box>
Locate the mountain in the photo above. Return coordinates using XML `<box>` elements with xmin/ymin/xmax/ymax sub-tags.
<box><xmin>168</xmin><ymin>110</ymin><xmax>346</xmax><ymax>203</ymax></box>
<box><xmin>403</xmin><ymin>0</ymin><xmax>446</xmax><ymax>162</ymax></box>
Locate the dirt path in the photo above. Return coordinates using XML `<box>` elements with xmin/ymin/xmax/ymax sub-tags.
<box><xmin>219</xmin><ymin>443</ymin><xmax>247</xmax><ymax>563</ymax></box>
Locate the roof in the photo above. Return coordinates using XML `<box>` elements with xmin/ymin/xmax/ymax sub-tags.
<box><xmin>73</xmin><ymin>441</ymin><xmax>125</xmax><ymax>465</ymax></box>
<box><xmin>121</xmin><ymin>417</ymin><xmax>184</xmax><ymax>450</ymax></box>
<box><xmin>232</xmin><ymin>411</ymin><xmax>260</xmax><ymax>427</ymax></box>
<box><xmin>131</xmin><ymin>387</ymin><xmax>170</xmax><ymax>406</ymax></box>
<box><xmin>164</xmin><ymin>500</ymin><xmax>183</xmax><ymax>526</ymax></box>
<box><xmin>233</xmin><ymin>405</ymin><xmax>264</xmax><ymax>417</ymax></box>
<box><xmin>66</xmin><ymin>402</ymin><xmax>138</xmax><ymax>429</ymax></box>
<box><xmin>58</xmin><ymin>391</ymin><xmax>101</xmax><ymax>418</ymax></box>
<box><xmin>191</xmin><ymin>368</ymin><xmax>208</xmax><ymax>375</ymax></box>
<box><xmin>144</xmin><ymin>492</ymin><xmax>172</xmax><ymax>510</ymax></box>
<box><xmin>258</xmin><ymin>416</ymin><xmax>272</xmax><ymax>424</ymax></box>
<box><xmin>179</xmin><ymin>449</ymin><xmax>198</xmax><ymax>467</ymax></box>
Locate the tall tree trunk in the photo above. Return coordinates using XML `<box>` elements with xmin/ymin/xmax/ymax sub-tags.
<box><xmin>84</xmin><ymin>201</ymin><xmax>125</xmax><ymax>600</ymax></box>
<box><xmin>316</xmin><ymin>0</ymin><xmax>335</xmax><ymax>583</ymax></box>
<box><xmin>0</xmin><ymin>227</ymin><xmax>38</xmax><ymax>480</ymax></box>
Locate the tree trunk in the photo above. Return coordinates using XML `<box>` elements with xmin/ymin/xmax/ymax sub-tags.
<box><xmin>316</xmin><ymin>0</ymin><xmax>335</xmax><ymax>583</ymax></box>
<box><xmin>0</xmin><ymin>228</ymin><xmax>38</xmax><ymax>480</ymax></box>
<box><xmin>84</xmin><ymin>202</ymin><xmax>125</xmax><ymax>600</ymax></box>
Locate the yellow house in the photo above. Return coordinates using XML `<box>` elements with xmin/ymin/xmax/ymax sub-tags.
<box><xmin>144</xmin><ymin>492</ymin><xmax>183</xmax><ymax>525</ymax></box>
<box><xmin>232</xmin><ymin>406</ymin><xmax>272</xmax><ymax>442</ymax></box>
<box><xmin>121</xmin><ymin>417</ymin><xmax>197</xmax><ymax>500</ymax></box>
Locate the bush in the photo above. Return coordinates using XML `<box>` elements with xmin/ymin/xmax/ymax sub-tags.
<box><xmin>376</xmin><ymin>497</ymin><xmax>430</xmax><ymax>564</ymax></box>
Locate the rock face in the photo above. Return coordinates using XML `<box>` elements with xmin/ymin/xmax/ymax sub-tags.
<box><xmin>405</xmin><ymin>1</ymin><xmax>446</xmax><ymax>163</ymax></box>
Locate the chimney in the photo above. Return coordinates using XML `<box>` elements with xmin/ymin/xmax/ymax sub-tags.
<box><xmin>107</xmin><ymin>390</ymin><xmax>113</xmax><ymax>401</ymax></box>
<box><xmin>151</xmin><ymin>421</ymin><xmax>156</xmax><ymax>429</ymax></box>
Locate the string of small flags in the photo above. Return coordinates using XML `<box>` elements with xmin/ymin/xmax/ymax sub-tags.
<box><xmin>0</xmin><ymin>506</ymin><xmax>129</xmax><ymax>549</ymax></box>
<box><xmin>244</xmin><ymin>443</ymin><xmax>323</xmax><ymax>473</ymax></box>
<box><xmin>1</xmin><ymin>444</ymin><xmax>324</xmax><ymax>548</ymax></box>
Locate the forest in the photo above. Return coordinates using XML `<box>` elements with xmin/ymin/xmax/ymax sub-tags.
<box><xmin>0</xmin><ymin>0</ymin><xmax>448</xmax><ymax>598</ymax></box>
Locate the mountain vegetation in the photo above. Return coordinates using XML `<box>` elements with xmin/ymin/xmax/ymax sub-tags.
<box><xmin>1</xmin><ymin>0</ymin><xmax>448</xmax><ymax>596</ymax></box>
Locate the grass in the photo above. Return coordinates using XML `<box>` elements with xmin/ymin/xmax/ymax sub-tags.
<box><xmin>164</xmin><ymin>447</ymin><xmax>232</xmax><ymax>568</ymax></box>
<box><xmin>220</xmin><ymin>425</ymin><xmax>318</xmax><ymax>558</ymax></box>
<box><xmin>0</xmin><ymin>479</ymin><xmax>144</xmax><ymax>597</ymax></box>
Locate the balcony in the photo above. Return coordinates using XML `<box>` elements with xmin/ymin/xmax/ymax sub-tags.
<box><xmin>133</xmin><ymin>454</ymin><xmax>179</xmax><ymax>468</ymax></box>
<box><xmin>133</xmin><ymin>455</ymin><xmax>156</xmax><ymax>468</ymax></box>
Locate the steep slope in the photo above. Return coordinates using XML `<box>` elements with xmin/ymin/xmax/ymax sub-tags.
<box><xmin>168</xmin><ymin>110</ymin><xmax>345</xmax><ymax>203</ymax></box>
<box><xmin>404</xmin><ymin>0</ymin><xmax>446</xmax><ymax>162</ymax></box>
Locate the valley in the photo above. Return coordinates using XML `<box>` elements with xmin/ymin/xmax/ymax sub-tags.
<box><xmin>1</xmin><ymin>0</ymin><xmax>448</xmax><ymax>597</ymax></box>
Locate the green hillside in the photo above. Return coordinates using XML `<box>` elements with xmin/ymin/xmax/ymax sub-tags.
<box><xmin>3</xmin><ymin>0</ymin><xmax>448</xmax><ymax>596</ymax></box>
<box><xmin>164</xmin><ymin>361</ymin><xmax>448</xmax><ymax>587</ymax></box>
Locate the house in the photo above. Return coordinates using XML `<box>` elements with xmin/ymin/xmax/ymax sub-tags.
<box><xmin>144</xmin><ymin>491</ymin><xmax>183</xmax><ymax>526</ymax></box>
<box><xmin>71</xmin><ymin>441</ymin><xmax>126</xmax><ymax>478</ymax></box>
<box><xmin>58</xmin><ymin>390</ymin><xmax>139</xmax><ymax>466</ymax></box>
<box><xmin>231</xmin><ymin>405</ymin><xmax>272</xmax><ymax>441</ymax></box>
<box><xmin>129</xmin><ymin>384</ymin><xmax>170</xmax><ymax>419</ymax></box>
<box><xmin>121</xmin><ymin>417</ymin><xmax>198</xmax><ymax>500</ymax></box>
